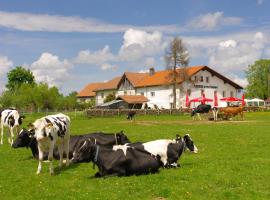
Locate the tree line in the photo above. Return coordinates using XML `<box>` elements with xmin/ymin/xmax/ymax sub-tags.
<box><xmin>0</xmin><ymin>66</ymin><xmax>92</xmax><ymax>111</ymax></box>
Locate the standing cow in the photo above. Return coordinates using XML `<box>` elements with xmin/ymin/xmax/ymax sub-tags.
<box><xmin>28</xmin><ymin>113</ymin><xmax>70</xmax><ymax>175</ymax></box>
<box><xmin>191</xmin><ymin>104</ymin><xmax>211</xmax><ymax>120</ymax></box>
<box><xmin>0</xmin><ymin>109</ymin><xmax>25</xmax><ymax>145</ymax></box>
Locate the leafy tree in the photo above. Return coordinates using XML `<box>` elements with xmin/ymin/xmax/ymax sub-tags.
<box><xmin>165</xmin><ymin>37</ymin><xmax>189</xmax><ymax>108</ymax></box>
<box><xmin>245</xmin><ymin>59</ymin><xmax>270</xmax><ymax>99</ymax></box>
<box><xmin>104</xmin><ymin>93</ymin><xmax>116</xmax><ymax>103</ymax></box>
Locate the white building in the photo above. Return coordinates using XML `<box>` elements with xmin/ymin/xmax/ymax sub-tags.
<box><xmin>79</xmin><ymin>66</ymin><xmax>243</xmax><ymax>109</ymax></box>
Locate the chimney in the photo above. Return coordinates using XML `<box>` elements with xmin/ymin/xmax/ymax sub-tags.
<box><xmin>149</xmin><ymin>67</ymin><xmax>155</xmax><ymax>76</ymax></box>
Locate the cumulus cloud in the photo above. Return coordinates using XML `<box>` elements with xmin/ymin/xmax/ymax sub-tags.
<box><xmin>230</xmin><ymin>75</ymin><xmax>248</xmax><ymax>88</ymax></box>
<box><xmin>31</xmin><ymin>52</ymin><xmax>72</xmax><ymax>87</ymax></box>
<box><xmin>188</xmin><ymin>12</ymin><xmax>242</xmax><ymax>31</ymax></box>
<box><xmin>100</xmin><ymin>63</ymin><xmax>117</xmax><ymax>71</ymax></box>
<box><xmin>73</xmin><ymin>46</ymin><xmax>115</xmax><ymax>65</ymax></box>
<box><xmin>119</xmin><ymin>29</ymin><xmax>165</xmax><ymax>61</ymax></box>
<box><xmin>0</xmin><ymin>56</ymin><xmax>13</xmax><ymax>77</ymax></box>
<box><xmin>208</xmin><ymin>32</ymin><xmax>267</xmax><ymax>73</ymax></box>
<box><xmin>0</xmin><ymin>11</ymin><xmax>181</xmax><ymax>33</ymax></box>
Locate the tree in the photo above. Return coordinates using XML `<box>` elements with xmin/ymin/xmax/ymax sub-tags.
<box><xmin>6</xmin><ymin>66</ymin><xmax>35</xmax><ymax>91</ymax></box>
<box><xmin>245</xmin><ymin>59</ymin><xmax>270</xmax><ymax>99</ymax></box>
<box><xmin>104</xmin><ymin>93</ymin><xmax>116</xmax><ymax>103</ymax></box>
<box><xmin>164</xmin><ymin>37</ymin><xmax>189</xmax><ymax>109</ymax></box>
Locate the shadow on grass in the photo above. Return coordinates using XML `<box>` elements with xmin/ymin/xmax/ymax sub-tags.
<box><xmin>53</xmin><ymin>163</ymin><xmax>81</xmax><ymax>175</ymax></box>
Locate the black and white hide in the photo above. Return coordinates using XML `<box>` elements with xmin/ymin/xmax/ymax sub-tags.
<box><xmin>12</xmin><ymin>130</ymin><xmax>130</xmax><ymax>161</ymax></box>
<box><xmin>28</xmin><ymin>113</ymin><xmax>70</xmax><ymax>175</ymax></box>
<box><xmin>0</xmin><ymin>109</ymin><xmax>25</xmax><ymax>145</ymax></box>
<box><xmin>191</xmin><ymin>104</ymin><xmax>211</xmax><ymax>120</ymax></box>
<box><xmin>114</xmin><ymin>134</ymin><xmax>198</xmax><ymax>168</ymax></box>
<box><xmin>72</xmin><ymin>139</ymin><xmax>162</xmax><ymax>177</ymax></box>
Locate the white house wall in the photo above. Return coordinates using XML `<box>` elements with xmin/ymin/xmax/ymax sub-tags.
<box><xmin>95</xmin><ymin>90</ymin><xmax>116</xmax><ymax>105</ymax></box>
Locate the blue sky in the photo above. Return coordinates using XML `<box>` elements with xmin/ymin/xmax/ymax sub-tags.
<box><xmin>0</xmin><ymin>0</ymin><xmax>269</xmax><ymax>94</ymax></box>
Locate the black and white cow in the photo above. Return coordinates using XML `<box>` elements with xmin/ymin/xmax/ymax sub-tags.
<box><xmin>0</xmin><ymin>109</ymin><xmax>25</xmax><ymax>145</ymax></box>
<box><xmin>28</xmin><ymin>113</ymin><xmax>70</xmax><ymax>175</ymax></box>
<box><xmin>12</xmin><ymin>130</ymin><xmax>130</xmax><ymax>161</ymax></box>
<box><xmin>72</xmin><ymin>139</ymin><xmax>162</xmax><ymax>177</ymax></box>
<box><xmin>114</xmin><ymin>134</ymin><xmax>198</xmax><ymax>168</ymax></box>
<box><xmin>191</xmin><ymin>104</ymin><xmax>211</xmax><ymax>120</ymax></box>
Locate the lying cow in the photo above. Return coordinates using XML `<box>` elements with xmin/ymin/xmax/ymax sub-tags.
<box><xmin>114</xmin><ymin>134</ymin><xmax>198</xmax><ymax>168</ymax></box>
<box><xmin>191</xmin><ymin>104</ymin><xmax>211</xmax><ymax>120</ymax></box>
<box><xmin>12</xmin><ymin>129</ymin><xmax>130</xmax><ymax>161</ymax></box>
<box><xmin>72</xmin><ymin>139</ymin><xmax>162</xmax><ymax>177</ymax></box>
<box><xmin>0</xmin><ymin>108</ymin><xmax>25</xmax><ymax>145</ymax></box>
<box><xmin>219</xmin><ymin>105</ymin><xmax>244</xmax><ymax>120</ymax></box>
<box><xmin>28</xmin><ymin>113</ymin><xmax>70</xmax><ymax>175</ymax></box>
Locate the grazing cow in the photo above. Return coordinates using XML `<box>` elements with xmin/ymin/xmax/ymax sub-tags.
<box><xmin>0</xmin><ymin>109</ymin><xmax>25</xmax><ymax>145</ymax></box>
<box><xmin>114</xmin><ymin>134</ymin><xmax>198</xmax><ymax>168</ymax></box>
<box><xmin>12</xmin><ymin>130</ymin><xmax>130</xmax><ymax>161</ymax></box>
<box><xmin>219</xmin><ymin>105</ymin><xmax>244</xmax><ymax>120</ymax></box>
<box><xmin>28</xmin><ymin>113</ymin><xmax>70</xmax><ymax>175</ymax></box>
<box><xmin>127</xmin><ymin>111</ymin><xmax>136</xmax><ymax>120</ymax></box>
<box><xmin>72</xmin><ymin>139</ymin><xmax>162</xmax><ymax>177</ymax></box>
<box><xmin>191</xmin><ymin>104</ymin><xmax>211</xmax><ymax>120</ymax></box>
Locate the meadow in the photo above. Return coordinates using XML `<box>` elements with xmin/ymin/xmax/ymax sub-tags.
<box><xmin>0</xmin><ymin>112</ymin><xmax>270</xmax><ymax>200</ymax></box>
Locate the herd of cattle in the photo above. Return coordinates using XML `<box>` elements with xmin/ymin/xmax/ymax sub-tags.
<box><xmin>0</xmin><ymin>108</ymin><xmax>198</xmax><ymax>177</ymax></box>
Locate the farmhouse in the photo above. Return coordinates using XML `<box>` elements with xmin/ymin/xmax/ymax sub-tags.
<box><xmin>77</xmin><ymin>66</ymin><xmax>243</xmax><ymax>109</ymax></box>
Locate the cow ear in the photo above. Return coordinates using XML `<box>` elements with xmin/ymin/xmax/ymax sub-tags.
<box><xmin>28</xmin><ymin>123</ymin><xmax>34</xmax><ymax>129</ymax></box>
<box><xmin>45</xmin><ymin>123</ymin><xmax>53</xmax><ymax>128</ymax></box>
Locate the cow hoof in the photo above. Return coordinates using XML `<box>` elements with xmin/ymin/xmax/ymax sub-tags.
<box><xmin>36</xmin><ymin>171</ymin><xmax>41</xmax><ymax>175</ymax></box>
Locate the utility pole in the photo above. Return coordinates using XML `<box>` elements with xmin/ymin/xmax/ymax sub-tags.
<box><xmin>268</xmin><ymin>72</ymin><xmax>270</xmax><ymax>99</ymax></box>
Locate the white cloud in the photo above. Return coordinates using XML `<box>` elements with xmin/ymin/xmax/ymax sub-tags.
<box><xmin>188</xmin><ymin>12</ymin><xmax>242</xmax><ymax>31</ymax></box>
<box><xmin>100</xmin><ymin>63</ymin><xmax>117</xmax><ymax>71</ymax></box>
<box><xmin>208</xmin><ymin>32</ymin><xmax>267</xmax><ymax>73</ymax></box>
<box><xmin>0</xmin><ymin>11</ymin><xmax>181</xmax><ymax>33</ymax></box>
<box><xmin>73</xmin><ymin>46</ymin><xmax>115</xmax><ymax>65</ymax></box>
<box><xmin>0</xmin><ymin>56</ymin><xmax>13</xmax><ymax>77</ymax></box>
<box><xmin>119</xmin><ymin>29</ymin><xmax>165</xmax><ymax>62</ymax></box>
<box><xmin>230</xmin><ymin>75</ymin><xmax>248</xmax><ymax>88</ymax></box>
<box><xmin>31</xmin><ymin>52</ymin><xmax>73</xmax><ymax>87</ymax></box>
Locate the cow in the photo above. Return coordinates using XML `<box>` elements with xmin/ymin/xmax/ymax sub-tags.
<box><xmin>72</xmin><ymin>139</ymin><xmax>162</xmax><ymax>177</ymax></box>
<box><xmin>219</xmin><ymin>105</ymin><xmax>244</xmax><ymax>120</ymax></box>
<box><xmin>114</xmin><ymin>134</ymin><xmax>198</xmax><ymax>168</ymax></box>
<box><xmin>191</xmin><ymin>104</ymin><xmax>211</xmax><ymax>120</ymax></box>
<box><xmin>0</xmin><ymin>109</ymin><xmax>25</xmax><ymax>145</ymax></box>
<box><xmin>127</xmin><ymin>111</ymin><xmax>136</xmax><ymax>121</ymax></box>
<box><xmin>12</xmin><ymin>130</ymin><xmax>130</xmax><ymax>161</ymax></box>
<box><xmin>28</xmin><ymin>113</ymin><xmax>70</xmax><ymax>175</ymax></box>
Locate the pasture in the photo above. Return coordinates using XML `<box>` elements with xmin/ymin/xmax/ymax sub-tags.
<box><xmin>0</xmin><ymin>112</ymin><xmax>270</xmax><ymax>200</ymax></box>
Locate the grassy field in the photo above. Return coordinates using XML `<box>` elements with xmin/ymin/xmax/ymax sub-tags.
<box><xmin>0</xmin><ymin>112</ymin><xmax>270</xmax><ymax>200</ymax></box>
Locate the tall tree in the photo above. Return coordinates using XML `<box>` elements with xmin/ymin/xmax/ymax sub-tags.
<box><xmin>245</xmin><ymin>59</ymin><xmax>270</xmax><ymax>99</ymax></box>
<box><xmin>6</xmin><ymin>66</ymin><xmax>35</xmax><ymax>91</ymax></box>
<box><xmin>165</xmin><ymin>37</ymin><xmax>189</xmax><ymax>109</ymax></box>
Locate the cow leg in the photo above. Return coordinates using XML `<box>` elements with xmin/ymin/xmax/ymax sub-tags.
<box><xmin>37</xmin><ymin>145</ymin><xmax>43</xmax><ymax>174</ymax></box>
<box><xmin>58</xmin><ymin>143</ymin><xmax>64</xmax><ymax>169</ymax></box>
<box><xmin>9</xmin><ymin>127</ymin><xmax>14</xmax><ymax>145</ymax></box>
<box><xmin>48</xmin><ymin>142</ymin><xmax>55</xmax><ymax>175</ymax></box>
<box><xmin>0</xmin><ymin>124</ymin><xmax>3</xmax><ymax>144</ymax></box>
<box><xmin>63</xmin><ymin>139</ymin><xmax>70</xmax><ymax>167</ymax></box>
<box><xmin>197</xmin><ymin>113</ymin><xmax>201</xmax><ymax>120</ymax></box>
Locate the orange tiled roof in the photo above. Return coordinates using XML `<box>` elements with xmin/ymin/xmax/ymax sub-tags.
<box><xmin>77</xmin><ymin>82</ymin><xmax>104</xmax><ymax>97</ymax></box>
<box><xmin>136</xmin><ymin>66</ymin><xmax>205</xmax><ymax>88</ymax></box>
<box><xmin>117</xmin><ymin>95</ymin><xmax>149</xmax><ymax>104</ymax></box>
<box><xmin>93</xmin><ymin>76</ymin><xmax>121</xmax><ymax>91</ymax></box>
<box><xmin>123</xmin><ymin>72</ymin><xmax>148</xmax><ymax>87</ymax></box>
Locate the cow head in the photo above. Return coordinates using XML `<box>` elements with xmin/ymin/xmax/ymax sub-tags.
<box><xmin>9</xmin><ymin>111</ymin><xmax>25</xmax><ymax>127</ymax></box>
<box><xmin>183</xmin><ymin>134</ymin><xmax>198</xmax><ymax>153</ymax></box>
<box><xmin>190</xmin><ymin>110</ymin><xmax>196</xmax><ymax>117</ymax></box>
<box><xmin>28</xmin><ymin>121</ymin><xmax>54</xmax><ymax>141</ymax></box>
<box><xmin>12</xmin><ymin>128</ymin><xmax>34</xmax><ymax>148</ymax></box>
<box><xmin>116</xmin><ymin>131</ymin><xmax>130</xmax><ymax>144</ymax></box>
<box><xmin>72</xmin><ymin>139</ymin><xmax>95</xmax><ymax>163</ymax></box>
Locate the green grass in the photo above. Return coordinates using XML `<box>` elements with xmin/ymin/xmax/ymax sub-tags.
<box><xmin>0</xmin><ymin>112</ymin><xmax>270</xmax><ymax>200</ymax></box>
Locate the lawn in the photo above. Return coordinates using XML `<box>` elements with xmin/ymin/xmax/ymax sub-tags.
<box><xmin>0</xmin><ymin>112</ymin><xmax>270</xmax><ymax>200</ymax></box>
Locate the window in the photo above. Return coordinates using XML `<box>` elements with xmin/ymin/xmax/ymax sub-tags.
<box><xmin>230</xmin><ymin>91</ymin><xmax>234</xmax><ymax>97</ymax></box>
<box><xmin>140</xmin><ymin>92</ymin><xmax>144</xmax><ymax>96</ymax></box>
<box><xmin>101</xmin><ymin>93</ymin><xmax>104</xmax><ymax>98</ymax></box>
<box><xmin>201</xmin><ymin>89</ymin><xmax>205</xmax><ymax>97</ymax></box>
<box><xmin>151</xmin><ymin>92</ymin><xmax>155</xmax><ymax>97</ymax></box>
<box><xmin>222</xmin><ymin>91</ymin><xmax>226</xmax><ymax>97</ymax></box>
<box><xmin>124</xmin><ymin>91</ymin><xmax>127</xmax><ymax>95</ymax></box>
<box><xmin>206</xmin><ymin>77</ymin><xmax>209</xmax><ymax>83</ymax></box>
<box><xmin>200</xmin><ymin>76</ymin><xmax>204</xmax><ymax>82</ymax></box>
<box><xmin>194</xmin><ymin>76</ymin><xmax>198</xmax><ymax>82</ymax></box>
